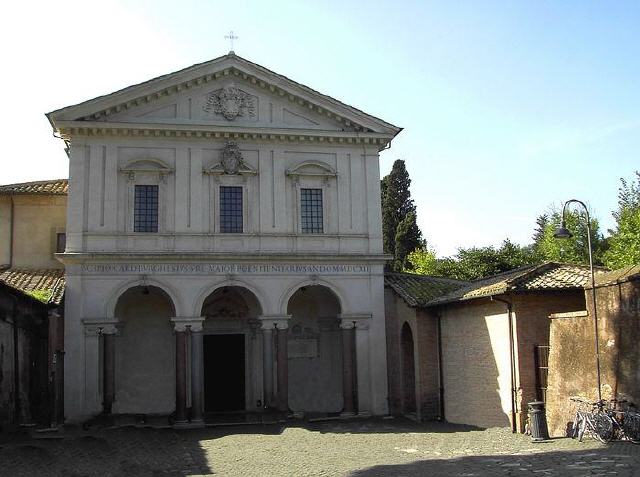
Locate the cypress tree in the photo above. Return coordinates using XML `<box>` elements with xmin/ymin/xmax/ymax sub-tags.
<box><xmin>381</xmin><ymin>160</ymin><xmax>423</xmax><ymax>270</ymax></box>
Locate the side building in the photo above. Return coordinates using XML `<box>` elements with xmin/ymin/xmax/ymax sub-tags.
<box><xmin>385</xmin><ymin>262</ymin><xmax>591</xmax><ymax>432</ymax></box>
<box><xmin>0</xmin><ymin>180</ymin><xmax>67</xmax><ymax>426</ymax></box>
<box><xmin>47</xmin><ymin>52</ymin><xmax>400</xmax><ymax>424</ymax></box>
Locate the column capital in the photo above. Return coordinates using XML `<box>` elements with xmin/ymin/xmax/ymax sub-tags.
<box><xmin>82</xmin><ymin>319</ymin><xmax>121</xmax><ymax>336</ymax></box>
<box><xmin>338</xmin><ymin>313</ymin><xmax>371</xmax><ymax>330</ymax></box>
<box><xmin>259</xmin><ymin>315</ymin><xmax>291</xmax><ymax>330</ymax></box>
<box><xmin>170</xmin><ymin>316</ymin><xmax>205</xmax><ymax>332</ymax></box>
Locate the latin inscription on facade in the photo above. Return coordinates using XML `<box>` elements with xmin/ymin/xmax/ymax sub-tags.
<box><xmin>80</xmin><ymin>263</ymin><xmax>370</xmax><ymax>274</ymax></box>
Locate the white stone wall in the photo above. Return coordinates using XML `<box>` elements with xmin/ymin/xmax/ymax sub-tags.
<box><xmin>63</xmin><ymin>262</ymin><xmax>388</xmax><ymax>421</ymax></box>
<box><xmin>57</xmin><ymin>59</ymin><xmax>393</xmax><ymax>423</ymax></box>
<box><xmin>65</xmin><ymin>137</ymin><xmax>382</xmax><ymax>255</ymax></box>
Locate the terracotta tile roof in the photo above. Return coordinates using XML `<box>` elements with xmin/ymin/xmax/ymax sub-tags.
<box><xmin>426</xmin><ymin>262</ymin><xmax>601</xmax><ymax>306</ymax></box>
<box><xmin>0</xmin><ymin>268</ymin><xmax>65</xmax><ymax>305</ymax></box>
<box><xmin>0</xmin><ymin>179</ymin><xmax>68</xmax><ymax>196</ymax></box>
<box><xmin>591</xmin><ymin>264</ymin><xmax>640</xmax><ymax>288</ymax></box>
<box><xmin>384</xmin><ymin>273</ymin><xmax>468</xmax><ymax>308</ymax></box>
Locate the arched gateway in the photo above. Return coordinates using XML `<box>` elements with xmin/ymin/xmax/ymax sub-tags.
<box><xmin>200</xmin><ymin>286</ymin><xmax>262</xmax><ymax>413</ymax></box>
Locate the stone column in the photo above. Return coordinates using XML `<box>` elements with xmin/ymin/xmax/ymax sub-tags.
<box><xmin>261</xmin><ymin>325</ymin><xmax>274</xmax><ymax>408</ymax></box>
<box><xmin>173</xmin><ymin>322</ymin><xmax>188</xmax><ymax>425</ymax></box>
<box><xmin>190</xmin><ymin>319</ymin><xmax>205</xmax><ymax>425</ymax></box>
<box><xmin>276</xmin><ymin>322</ymin><xmax>289</xmax><ymax>412</ymax></box>
<box><xmin>340</xmin><ymin>320</ymin><xmax>356</xmax><ymax>416</ymax></box>
<box><xmin>340</xmin><ymin>314</ymin><xmax>372</xmax><ymax>416</ymax></box>
<box><xmin>101</xmin><ymin>323</ymin><xmax>119</xmax><ymax>415</ymax></box>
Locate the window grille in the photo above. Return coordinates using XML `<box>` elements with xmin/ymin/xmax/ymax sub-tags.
<box><xmin>534</xmin><ymin>344</ymin><xmax>550</xmax><ymax>402</ymax></box>
<box><xmin>220</xmin><ymin>186</ymin><xmax>243</xmax><ymax>233</ymax></box>
<box><xmin>134</xmin><ymin>185</ymin><xmax>159</xmax><ymax>233</ymax></box>
<box><xmin>55</xmin><ymin>233</ymin><xmax>66</xmax><ymax>253</ymax></box>
<box><xmin>301</xmin><ymin>188</ymin><xmax>323</xmax><ymax>234</ymax></box>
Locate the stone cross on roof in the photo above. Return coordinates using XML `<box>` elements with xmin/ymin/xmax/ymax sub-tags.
<box><xmin>225</xmin><ymin>30</ymin><xmax>238</xmax><ymax>53</ymax></box>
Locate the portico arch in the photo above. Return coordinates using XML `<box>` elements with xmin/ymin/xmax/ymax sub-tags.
<box><xmin>286</xmin><ymin>284</ymin><xmax>348</xmax><ymax>414</ymax></box>
<box><xmin>112</xmin><ymin>285</ymin><xmax>177</xmax><ymax>415</ymax></box>
<box><xmin>105</xmin><ymin>277</ymin><xmax>182</xmax><ymax>319</ymax></box>
<box><xmin>278</xmin><ymin>279</ymin><xmax>347</xmax><ymax>316</ymax></box>
<box><xmin>401</xmin><ymin>322</ymin><xmax>417</xmax><ymax>415</ymax></box>
<box><xmin>193</xmin><ymin>279</ymin><xmax>267</xmax><ymax>318</ymax></box>
<box><xmin>199</xmin><ymin>286</ymin><xmax>263</xmax><ymax>413</ymax></box>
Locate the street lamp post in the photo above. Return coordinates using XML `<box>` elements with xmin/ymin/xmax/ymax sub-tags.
<box><xmin>553</xmin><ymin>199</ymin><xmax>602</xmax><ymax>402</ymax></box>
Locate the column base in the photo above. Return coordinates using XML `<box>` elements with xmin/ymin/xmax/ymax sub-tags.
<box><xmin>340</xmin><ymin>411</ymin><xmax>357</xmax><ymax>418</ymax></box>
<box><xmin>172</xmin><ymin>420</ymin><xmax>190</xmax><ymax>429</ymax></box>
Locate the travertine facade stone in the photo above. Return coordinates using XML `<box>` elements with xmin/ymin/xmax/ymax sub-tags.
<box><xmin>48</xmin><ymin>53</ymin><xmax>400</xmax><ymax>423</ymax></box>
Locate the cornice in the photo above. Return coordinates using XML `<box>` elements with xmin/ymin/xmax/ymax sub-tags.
<box><xmin>56</xmin><ymin>251</ymin><xmax>392</xmax><ymax>264</ymax></box>
<box><xmin>56</xmin><ymin>120</ymin><xmax>393</xmax><ymax>148</ymax></box>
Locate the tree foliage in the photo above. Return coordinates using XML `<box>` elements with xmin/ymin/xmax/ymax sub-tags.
<box><xmin>407</xmin><ymin>240</ymin><xmax>540</xmax><ymax>281</ymax></box>
<box><xmin>602</xmin><ymin>171</ymin><xmax>640</xmax><ymax>268</ymax></box>
<box><xmin>394</xmin><ymin>211</ymin><xmax>424</xmax><ymax>271</ymax></box>
<box><xmin>381</xmin><ymin>160</ymin><xmax>424</xmax><ymax>271</ymax></box>
<box><xmin>534</xmin><ymin>206</ymin><xmax>605</xmax><ymax>265</ymax></box>
<box><xmin>398</xmin><ymin>168</ymin><xmax>640</xmax><ymax>281</ymax></box>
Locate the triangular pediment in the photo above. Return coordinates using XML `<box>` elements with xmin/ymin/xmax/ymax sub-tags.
<box><xmin>47</xmin><ymin>53</ymin><xmax>401</xmax><ymax>139</ymax></box>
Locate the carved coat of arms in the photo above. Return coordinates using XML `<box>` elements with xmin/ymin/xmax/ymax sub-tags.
<box><xmin>220</xmin><ymin>141</ymin><xmax>243</xmax><ymax>174</ymax></box>
<box><xmin>203</xmin><ymin>86</ymin><xmax>256</xmax><ymax>120</ymax></box>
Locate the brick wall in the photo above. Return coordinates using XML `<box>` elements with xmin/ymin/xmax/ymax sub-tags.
<box><xmin>440</xmin><ymin>299</ymin><xmax>513</xmax><ymax>429</ymax></box>
<box><xmin>546</xmin><ymin>279</ymin><xmax>640</xmax><ymax>437</ymax></box>
<box><xmin>384</xmin><ymin>287</ymin><xmax>440</xmax><ymax>420</ymax></box>
<box><xmin>512</xmin><ymin>291</ymin><xmax>585</xmax><ymax>430</ymax></box>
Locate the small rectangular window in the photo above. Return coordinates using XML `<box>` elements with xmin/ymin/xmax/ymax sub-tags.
<box><xmin>134</xmin><ymin>185</ymin><xmax>159</xmax><ymax>233</ymax></box>
<box><xmin>301</xmin><ymin>188</ymin><xmax>323</xmax><ymax>234</ymax></box>
<box><xmin>220</xmin><ymin>186</ymin><xmax>243</xmax><ymax>233</ymax></box>
<box><xmin>55</xmin><ymin>233</ymin><xmax>66</xmax><ymax>253</ymax></box>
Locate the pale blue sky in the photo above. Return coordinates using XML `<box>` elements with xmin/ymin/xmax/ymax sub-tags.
<box><xmin>2</xmin><ymin>0</ymin><xmax>638</xmax><ymax>256</ymax></box>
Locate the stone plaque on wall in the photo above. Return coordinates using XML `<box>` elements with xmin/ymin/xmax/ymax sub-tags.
<box><xmin>288</xmin><ymin>339</ymin><xmax>318</xmax><ymax>359</ymax></box>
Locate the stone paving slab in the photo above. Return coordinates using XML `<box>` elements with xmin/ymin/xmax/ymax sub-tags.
<box><xmin>1</xmin><ymin>418</ymin><xmax>639</xmax><ymax>476</ymax></box>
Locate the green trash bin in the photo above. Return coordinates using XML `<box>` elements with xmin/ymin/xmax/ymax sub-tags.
<box><xmin>528</xmin><ymin>401</ymin><xmax>550</xmax><ymax>442</ymax></box>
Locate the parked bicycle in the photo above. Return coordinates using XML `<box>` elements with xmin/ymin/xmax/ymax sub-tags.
<box><xmin>606</xmin><ymin>398</ymin><xmax>640</xmax><ymax>444</ymax></box>
<box><xmin>570</xmin><ymin>396</ymin><xmax>640</xmax><ymax>444</ymax></box>
<box><xmin>570</xmin><ymin>397</ymin><xmax>613</xmax><ymax>443</ymax></box>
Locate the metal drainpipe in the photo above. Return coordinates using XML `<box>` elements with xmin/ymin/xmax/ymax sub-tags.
<box><xmin>435</xmin><ymin>309</ymin><xmax>445</xmax><ymax>421</ymax></box>
<box><xmin>10</xmin><ymin>293</ymin><xmax>20</xmax><ymax>424</ymax></box>
<box><xmin>9</xmin><ymin>196</ymin><xmax>15</xmax><ymax>267</ymax></box>
<box><xmin>491</xmin><ymin>295</ymin><xmax>517</xmax><ymax>433</ymax></box>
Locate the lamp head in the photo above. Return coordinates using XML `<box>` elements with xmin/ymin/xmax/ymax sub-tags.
<box><xmin>553</xmin><ymin>222</ymin><xmax>573</xmax><ymax>239</ymax></box>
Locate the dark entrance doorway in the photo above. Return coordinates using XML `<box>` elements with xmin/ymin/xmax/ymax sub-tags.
<box><xmin>203</xmin><ymin>334</ymin><xmax>246</xmax><ymax>412</ymax></box>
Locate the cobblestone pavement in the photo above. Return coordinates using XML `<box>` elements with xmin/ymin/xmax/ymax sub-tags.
<box><xmin>1</xmin><ymin>418</ymin><xmax>639</xmax><ymax>476</ymax></box>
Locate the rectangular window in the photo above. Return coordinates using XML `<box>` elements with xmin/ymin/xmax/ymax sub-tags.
<box><xmin>301</xmin><ymin>188</ymin><xmax>323</xmax><ymax>234</ymax></box>
<box><xmin>134</xmin><ymin>185</ymin><xmax>159</xmax><ymax>233</ymax></box>
<box><xmin>220</xmin><ymin>186</ymin><xmax>243</xmax><ymax>233</ymax></box>
<box><xmin>55</xmin><ymin>232</ymin><xmax>66</xmax><ymax>253</ymax></box>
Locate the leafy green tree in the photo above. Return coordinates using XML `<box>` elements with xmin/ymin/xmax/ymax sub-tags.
<box><xmin>381</xmin><ymin>160</ymin><xmax>423</xmax><ymax>271</ymax></box>
<box><xmin>405</xmin><ymin>247</ymin><xmax>439</xmax><ymax>275</ymax></box>
<box><xmin>406</xmin><ymin>240</ymin><xmax>540</xmax><ymax>281</ymax></box>
<box><xmin>534</xmin><ymin>206</ymin><xmax>605</xmax><ymax>265</ymax></box>
<box><xmin>603</xmin><ymin>171</ymin><xmax>640</xmax><ymax>269</ymax></box>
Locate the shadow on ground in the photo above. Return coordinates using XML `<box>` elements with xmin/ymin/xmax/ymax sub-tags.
<box><xmin>1</xmin><ymin>418</ymin><xmax>637</xmax><ymax>477</ymax></box>
<box><xmin>349</xmin><ymin>445</ymin><xmax>638</xmax><ymax>477</ymax></box>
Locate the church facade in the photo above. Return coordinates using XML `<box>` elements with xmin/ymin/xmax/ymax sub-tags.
<box><xmin>47</xmin><ymin>53</ymin><xmax>400</xmax><ymax>424</ymax></box>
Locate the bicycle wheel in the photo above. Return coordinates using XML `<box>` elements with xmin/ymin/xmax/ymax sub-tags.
<box><xmin>592</xmin><ymin>413</ymin><xmax>614</xmax><ymax>443</ymax></box>
<box><xmin>623</xmin><ymin>414</ymin><xmax>640</xmax><ymax>444</ymax></box>
<box><xmin>571</xmin><ymin>412</ymin><xmax>583</xmax><ymax>439</ymax></box>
